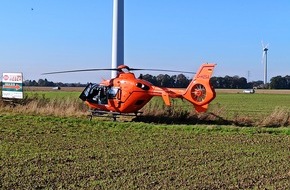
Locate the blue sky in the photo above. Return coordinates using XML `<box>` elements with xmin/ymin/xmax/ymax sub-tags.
<box><xmin>1</xmin><ymin>0</ymin><xmax>289</xmax><ymax>83</ymax></box>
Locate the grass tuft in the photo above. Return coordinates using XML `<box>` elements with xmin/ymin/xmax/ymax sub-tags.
<box><xmin>0</xmin><ymin>94</ymin><xmax>87</xmax><ymax>117</ymax></box>
<box><xmin>259</xmin><ymin>107</ymin><xmax>290</xmax><ymax>127</ymax></box>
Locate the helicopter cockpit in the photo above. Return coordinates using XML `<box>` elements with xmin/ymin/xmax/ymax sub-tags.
<box><xmin>79</xmin><ymin>83</ymin><xmax>119</xmax><ymax>105</ymax></box>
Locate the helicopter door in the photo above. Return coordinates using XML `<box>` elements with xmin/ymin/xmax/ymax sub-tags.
<box><xmin>79</xmin><ymin>83</ymin><xmax>99</xmax><ymax>101</ymax></box>
<box><xmin>79</xmin><ymin>83</ymin><xmax>108</xmax><ymax>105</ymax></box>
<box><xmin>99</xmin><ymin>87</ymin><xmax>108</xmax><ymax>104</ymax></box>
<box><xmin>107</xmin><ymin>87</ymin><xmax>121</xmax><ymax>107</ymax></box>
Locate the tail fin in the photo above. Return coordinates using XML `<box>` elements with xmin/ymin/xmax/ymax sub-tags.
<box><xmin>183</xmin><ymin>63</ymin><xmax>216</xmax><ymax>112</ymax></box>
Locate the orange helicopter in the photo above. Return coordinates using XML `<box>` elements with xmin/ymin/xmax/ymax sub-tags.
<box><xmin>43</xmin><ymin>63</ymin><xmax>216</xmax><ymax>120</ymax></box>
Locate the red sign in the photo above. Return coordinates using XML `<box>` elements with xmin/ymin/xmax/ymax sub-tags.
<box><xmin>3</xmin><ymin>75</ymin><xmax>9</xmax><ymax>81</ymax></box>
<box><xmin>3</xmin><ymin>84</ymin><xmax>21</xmax><ymax>90</ymax></box>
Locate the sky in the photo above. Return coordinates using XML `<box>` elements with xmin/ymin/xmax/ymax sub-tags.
<box><xmin>0</xmin><ymin>0</ymin><xmax>290</xmax><ymax>83</ymax></box>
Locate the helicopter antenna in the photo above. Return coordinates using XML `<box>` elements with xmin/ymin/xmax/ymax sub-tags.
<box><xmin>261</xmin><ymin>41</ymin><xmax>269</xmax><ymax>84</ymax></box>
<box><xmin>111</xmin><ymin>0</ymin><xmax>124</xmax><ymax>78</ymax></box>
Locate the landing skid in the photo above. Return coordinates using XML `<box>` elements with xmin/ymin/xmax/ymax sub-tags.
<box><xmin>88</xmin><ymin>109</ymin><xmax>143</xmax><ymax>121</ymax></box>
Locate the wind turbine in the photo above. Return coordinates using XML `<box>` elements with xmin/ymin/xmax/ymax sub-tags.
<box><xmin>111</xmin><ymin>0</ymin><xmax>124</xmax><ymax>78</ymax></box>
<box><xmin>261</xmin><ymin>41</ymin><xmax>269</xmax><ymax>84</ymax></box>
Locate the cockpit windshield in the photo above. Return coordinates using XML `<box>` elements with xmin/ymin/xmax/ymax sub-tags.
<box><xmin>79</xmin><ymin>83</ymin><xmax>120</xmax><ymax>104</ymax></box>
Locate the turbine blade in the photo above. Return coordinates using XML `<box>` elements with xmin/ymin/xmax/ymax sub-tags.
<box><xmin>261</xmin><ymin>51</ymin><xmax>265</xmax><ymax>64</ymax></box>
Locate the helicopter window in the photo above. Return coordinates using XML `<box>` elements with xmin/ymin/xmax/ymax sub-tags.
<box><xmin>136</xmin><ymin>83</ymin><xmax>150</xmax><ymax>90</ymax></box>
<box><xmin>99</xmin><ymin>87</ymin><xmax>108</xmax><ymax>104</ymax></box>
<box><xmin>108</xmin><ymin>87</ymin><xmax>120</xmax><ymax>99</ymax></box>
<box><xmin>79</xmin><ymin>83</ymin><xmax>109</xmax><ymax>104</ymax></box>
<box><xmin>79</xmin><ymin>83</ymin><xmax>99</xmax><ymax>101</ymax></box>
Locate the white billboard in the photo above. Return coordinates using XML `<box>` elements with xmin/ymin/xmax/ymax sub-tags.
<box><xmin>2</xmin><ymin>73</ymin><xmax>23</xmax><ymax>99</ymax></box>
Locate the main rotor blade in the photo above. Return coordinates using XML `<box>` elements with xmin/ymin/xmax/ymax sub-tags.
<box><xmin>42</xmin><ymin>68</ymin><xmax>117</xmax><ymax>75</ymax></box>
<box><xmin>42</xmin><ymin>66</ymin><xmax>196</xmax><ymax>75</ymax></box>
<box><xmin>129</xmin><ymin>68</ymin><xmax>196</xmax><ymax>74</ymax></box>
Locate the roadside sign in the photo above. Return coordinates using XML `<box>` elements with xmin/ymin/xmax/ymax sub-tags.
<box><xmin>2</xmin><ymin>73</ymin><xmax>23</xmax><ymax>99</ymax></box>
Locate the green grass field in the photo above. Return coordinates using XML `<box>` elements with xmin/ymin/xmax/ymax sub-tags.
<box><xmin>1</xmin><ymin>115</ymin><xmax>290</xmax><ymax>189</ymax></box>
<box><xmin>211</xmin><ymin>93</ymin><xmax>290</xmax><ymax>118</ymax></box>
<box><xmin>1</xmin><ymin>88</ymin><xmax>290</xmax><ymax>189</ymax></box>
<box><xmin>24</xmin><ymin>90</ymin><xmax>81</xmax><ymax>99</ymax></box>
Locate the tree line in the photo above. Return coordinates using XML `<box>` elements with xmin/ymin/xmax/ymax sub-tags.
<box><xmin>141</xmin><ymin>74</ymin><xmax>290</xmax><ymax>89</ymax></box>
<box><xmin>269</xmin><ymin>75</ymin><xmax>290</xmax><ymax>89</ymax></box>
<box><xmin>210</xmin><ymin>76</ymin><xmax>263</xmax><ymax>89</ymax></box>
<box><xmin>1</xmin><ymin>74</ymin><xmax>289</xmax><ymax>89</ymax></box>
<box><xmin>141</xmin><ymin>74</ymin><xmax>262</xmax><ymax>89</ymax></box>
<box><xmin>22</xmin><ymin>79</ymin><xmax>86</xmax><ymax>87</ymax></box>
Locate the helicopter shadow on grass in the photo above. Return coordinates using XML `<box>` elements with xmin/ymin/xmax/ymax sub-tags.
<box><xmin>131</xmin><ymin>112</ymin><xmax>253</xmax><ymax>127</ymax></box>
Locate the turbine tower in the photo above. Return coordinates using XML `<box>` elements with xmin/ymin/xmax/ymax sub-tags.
<box><xmin>261</xmin><ymin>42</ymin><xmax>269</xmax><ymax>84</ymax></box>
<box><xmin>111</xmin><ymin>0</ymin><xmax>124</xmax><ymax>78</ymax></box>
